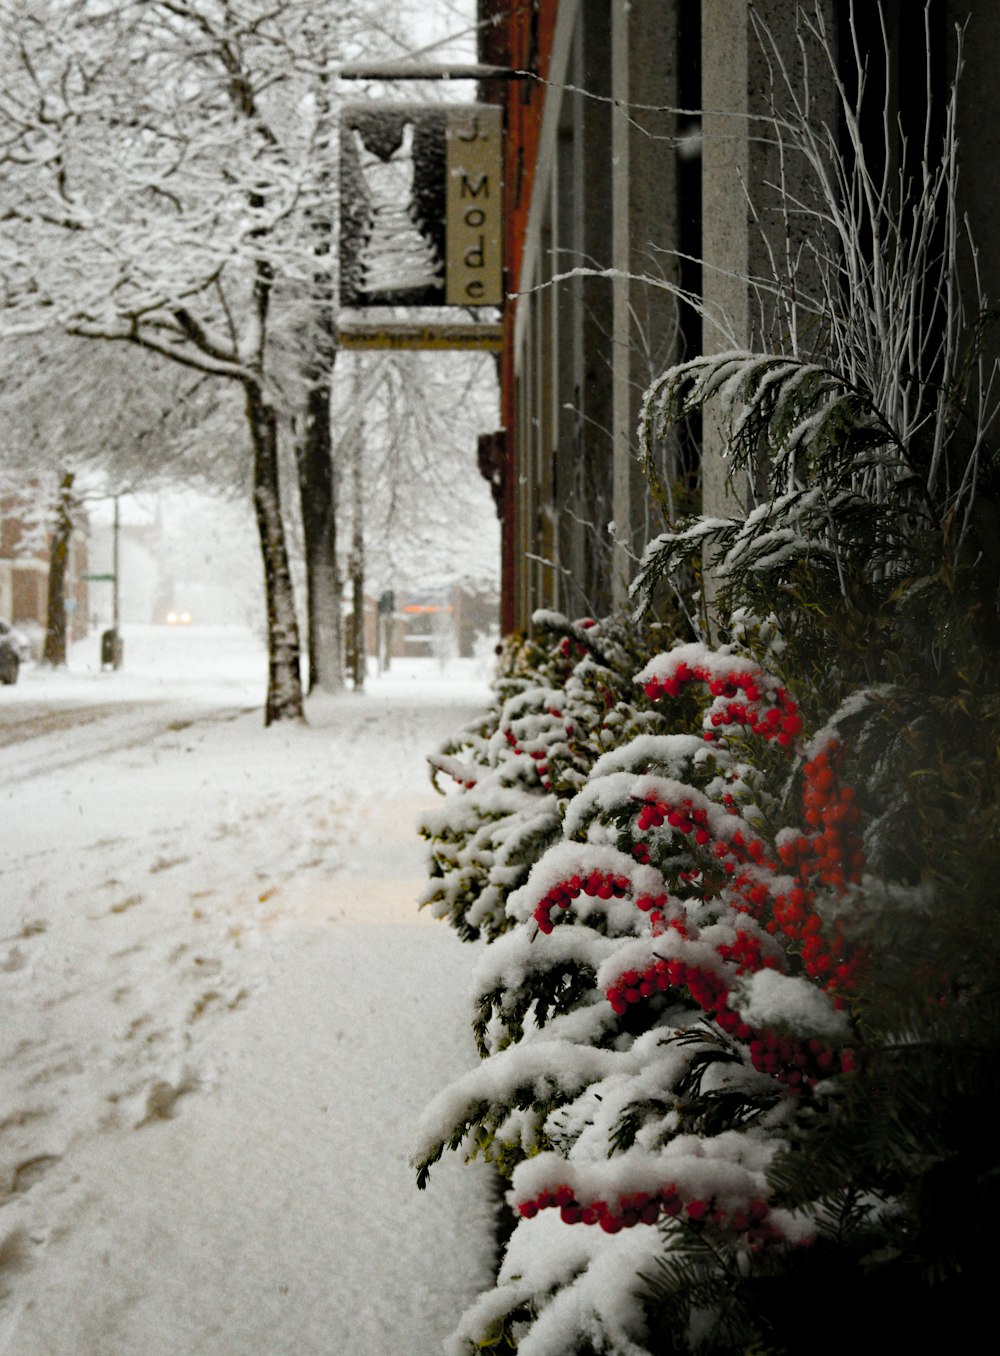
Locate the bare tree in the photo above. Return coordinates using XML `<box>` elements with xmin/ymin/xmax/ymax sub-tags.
<box><xmin>339</xmin><ymin>349</ymin><xmax>501</xmax><ymax>600</ymax></box>
<box><xmin>0</xmin><ymin>0</ymin><xmax>399</xmax><ymax>720</ymax></box>
<box><xmin>0</xmin><ymin>329</ymin><xmax>246</xmax><ymax>663</ymax></box>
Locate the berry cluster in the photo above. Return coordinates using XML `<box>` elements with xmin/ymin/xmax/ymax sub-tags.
<box><xmin>605</xmin><ymin>939</ymin><xmax>846</xmax><ymax>1089</ymax></box>
<box><xmin>558</xmin><ymin>617</ymin><xmax>597</xmax><ymax>660</ymax></box>
<box><xmin>767</xmin><ymin>744</ymin><xmax>865</xmax><ymax>990</ymax></box>
<box><xmin>533</xmin><ymin>870</ymin><xmax>668</xmax><ymax>934</ymax></box>
<box><xmin>436</xmin><ymin>766</ymin><xmax>479</xmax><ymax>792</ymax></box>
<box><xmin>765</xmin><ymin>891</ymin><xmax>858</xmax><ymax>989</ymax></box>
<box><xmin>626</xmin><ymin>739</ymin><xmax>864</xmax><ymax>999</ymax></box>
<box><xmin>748</xmin><ymin>1033</ymin><xmax>855</xmax><ymax>1081</ymax></box>
<box><xmin>606</xmin><ymin>954</ymin><xmax>734</xmax><ymax>1020</ymax></box>
<box><xmin>641</xmin><ymin>658</ymin><xmax>709</xmax><ymax>701</ymax></box>
<box><xmin>633</xmin><ymin>788</ymin><xmax>772</xmax><ymax>875</ymax></box>
<box><xmin>704</xmin><ymin>692</ymin><xmax>803</xmax><ymax>748</ymax></box>
<box><xmin>642</xmin><ymin>657</ymin><xmax>803</xmax><ymax>748</ymax></box>
<box><xmin>516</xmin><ymin>1183</ymin><xmax>781</xmax><ymax>1244</ymax></box>
<box><xmin>716</xmin><ymin>927</ymin><xmax>770</xmax><ymax>974</ymax></box>
<box><xmin>777</xmin><ymin>745</ymin><xmax>863</xmax><ymax>891</ymax></box>
<box><xmin>635</xmin><ymin>795</ymin><xmax>713</xmax><ymax>844</ymax></box>
<box><xmin>710</xmin><ymin>831</ymin><xmax>772</xmax><ymax>873</ymax></box>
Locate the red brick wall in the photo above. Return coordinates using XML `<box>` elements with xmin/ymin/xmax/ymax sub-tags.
<box><xmin>11</xmin><ymin>564</ymin><xmax>45</xmax><ymax>623</ymax></box>
<box><xmin>480</xmin><ymin>1</ymin><xmax>558</xmax><ymax>632</ymax></box>
<box><xmin>1</xmin><ymin>494</ymin><xmax>90</xmax><ymax>637</ymax></box>
<box><xmin>0</xmin><ymin>498</ymin><xmax>34</xmax><ymax>558</ymax></box>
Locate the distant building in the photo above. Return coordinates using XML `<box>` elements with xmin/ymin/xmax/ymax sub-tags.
<box><xmin>349</xmin><ymin>585</ymin><xmax>498</xmax><ymax>667</ymax></box>
<box><xmin>0</xmin><ymin>493</ymin><xmax>89</xmax><ymax>644</ymax></box>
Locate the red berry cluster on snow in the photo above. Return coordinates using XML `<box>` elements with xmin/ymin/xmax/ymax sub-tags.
<box><xmin>635</xmin><ymin>796</ymin><xmax>714</xmax><ymax>844</ymax></box>
<box><xmin>516</xmin><ymin>1183</ymin><xmax>782</xmax><ymax>1244</ymax></box>
<box><xmin>558</xmin><ymin>617</ymin><xmax>598</xmax><ymax>661</ymax></box>
<box><xmin>633</xmin><ymin>789</ymin><xmax>771</xmax><ymax>875</ymax></box>
<box><xmin>626</xmin><ymin>697</ymin><xmax>865</xmax><ymax>1000</ymax></box>
<box><xmin>642</xmin><ymin>655</ymin><xmax>803</xmax><ymax>748</ymax></box>
<box><xmin>605</xmin><ymin>925</ymin><xmax>852</xmax><ymax>1089</ymax></box>
<box><xmin>533</xmin><ymin>870</ymin><xmax>668</xmax><ymax>934</ymax></box>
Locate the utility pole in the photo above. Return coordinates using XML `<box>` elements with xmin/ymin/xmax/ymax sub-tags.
<box><xmin>112</xmin><ymin>495</ymin><xmax>120</xmax><ymax>643</ymax></box>
<box><xmin>92</xmin><ymin>495</ymin><xmax>123</xmax><ymax>669</ymax></box>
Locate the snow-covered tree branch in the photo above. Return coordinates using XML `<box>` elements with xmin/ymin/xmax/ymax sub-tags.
<box><xmin>0</xmin><ymin>0</ymin><xmax>415</xmax><ymax>717</ymax></box>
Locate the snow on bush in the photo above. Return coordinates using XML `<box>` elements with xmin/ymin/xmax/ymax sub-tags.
<box><xmin>416</xmin><ymin>613</ymin><xmax>870</xmax><ymax>1353</ymax></box>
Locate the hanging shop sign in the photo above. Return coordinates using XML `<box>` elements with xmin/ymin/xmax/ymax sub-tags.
<box><xmin>444</xmin><ymin>106</ymin><xmax>503</xmax><ymax>305</ymax></box>
<box><xmin>340</xmin><ymin>103</ymin><xmax>503</xmax><ymax>310</ymax></box>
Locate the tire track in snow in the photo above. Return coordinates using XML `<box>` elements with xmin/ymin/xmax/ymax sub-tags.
<box><xmin>0</xmin><ymin>701</ymin><xmax>255</xmax><ymax>785</ymax></box>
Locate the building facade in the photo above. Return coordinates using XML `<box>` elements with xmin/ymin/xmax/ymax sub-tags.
<box><xmin>480</xmin><ymin>0</ymin><xmax>1000</xmax><ymax>633</ymax></box>
<box><xmin>0</xmin><ymin>495</ymin><xmax>89</xmax><ymax>647</ymax></box>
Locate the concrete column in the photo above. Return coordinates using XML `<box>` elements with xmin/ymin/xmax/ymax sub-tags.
<box><xmin>700</xmin><ymin>0</ymin><xmax>753</xmax><ymax>524</ymax></box>
<box><xmin>610</xmin><ymin>0</ymin><xmax>680</xmax><ymax>606</ymax></box>
<box><xmin>574</xmin><ymin>0</ymin><xmax>614</xmax><ymax>618</ymax></box>
<box><xmin>700</xmin><ymin>0</ymin><xmax>836</xmax><ymax>522</ymax></box>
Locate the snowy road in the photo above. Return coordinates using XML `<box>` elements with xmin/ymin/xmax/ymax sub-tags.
<box><xmin>0</xmin><ymin>699</ymin><xmax>251</xmax><ymax>785</ymax></box>
<box><xmin>0</xmin><ymin>628</ymin><xmax>496</xmax><ymax>1354</ymax></box>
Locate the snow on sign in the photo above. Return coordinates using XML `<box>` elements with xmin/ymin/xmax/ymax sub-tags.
<box><xmin>340</xmin><ymin>103</ymin><xmax>502</xmax><ymax>309</ymax></box>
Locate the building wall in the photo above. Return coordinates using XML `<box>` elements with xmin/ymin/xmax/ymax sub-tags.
<box><xmin>11</xmin><ymin>560</ymin><xmax>47</xmax><ymax>625</ymax></box>
<box><xmin>488</xmin><ymin>0</ymin><xmax>693</xmax><ymax>631</ymax></box>
<box><xmin>488</xmin><ymin>0</ymin><xmax>1000</xmax><ymax>633</ymax></box>
<box><xmin>480</xmin><ymin>0</ymin><xmax>558</xmax><ymax>631</ymax></box>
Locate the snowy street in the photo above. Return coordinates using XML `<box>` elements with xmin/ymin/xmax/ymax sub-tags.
<box><xmin>0</xmin><ymin>627</ymin><xmax>495</xmax><ymax>1355</ymax></box>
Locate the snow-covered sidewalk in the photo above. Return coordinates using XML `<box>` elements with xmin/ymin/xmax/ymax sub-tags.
<box><xmin>0</xmin><ymin>630</ymin><xmax>495</xmax><ymax>1354</ymax></box>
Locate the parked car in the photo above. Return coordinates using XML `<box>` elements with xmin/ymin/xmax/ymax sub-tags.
<box><xmin>0</xmin><ymin>619</ymin><xmax>28</xmax><ymax>685</ymax></box>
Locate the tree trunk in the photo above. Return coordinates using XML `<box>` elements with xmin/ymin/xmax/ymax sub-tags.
<box><xmin>41</xmin><ymin>470</ymin><xmax>75</xmax><ymax>667</ymax></box>
<box><xmin>244</xmin><ymin>379</ymin><xmax>305</xmax><ymax>724</ymax></box>
<box><xmin>350</xmin><ymin>536</ymin><xmax>365</xmax><ymax>690</ymax></box>
<box><xmin>296</xmin><ymin>88</ymin><xmax>344</xmax><ymax>695</ymax></box>
<box><xmin>296</xmin><ymin>346</ymin><xmax>344</xmax><ymax>694</ymax></box>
